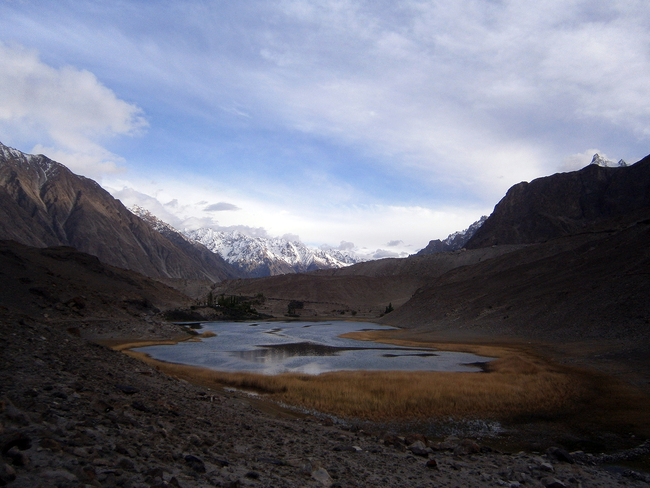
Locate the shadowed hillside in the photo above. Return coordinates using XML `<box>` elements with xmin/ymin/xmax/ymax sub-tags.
<box><xmin>0</xmin><ymin>143</ymin><xmax>241</xmax><ymax>285</ymax></box>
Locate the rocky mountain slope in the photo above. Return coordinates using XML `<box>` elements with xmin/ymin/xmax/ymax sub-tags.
<box><xmin>0</xmin><ymin>143</ymin><xmax>240</xmax><ymax>284</ymax></box>
<box><xmin>416</xmin><ymin>216</ymin><xmax>488</xmax><ymax>255</ymax></box>
<box><xmin>465</xmin><ymin>154</ymin><xmax>650</xmax><ymax>249</ymax></box>
<box><xmin>0</xmin><ymin>239</ymin><xmax>191</xmax><ymax>326</ymax></box>
<box><xmin>212</xmin><ymin>245</ymin><xmax>526</xmax><ymax>318</ymax></box>
<box><xmin>186</xmin><ymin>227</ymin><xmax>364</xmax><ymax>278</ymax></box>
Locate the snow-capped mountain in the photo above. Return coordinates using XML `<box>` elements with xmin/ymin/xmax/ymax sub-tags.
<box><xmin>185</xmin><ymin>228</ymin><xmax>364</xmax><ymax>278</ymax></box>
<box><xmin>590</xmin><ymin>153</ymin><xmax>628</xmax><ymax>168</ymax></box>
<box><xmin>416</xmin><ymin>216</ymin><xmax>488</xmax><ymax>255</ymax></box>
<box><xmin>129</xmin><ymin>205</ymin><xmax>365</xmax><ymax>278</ymax></box>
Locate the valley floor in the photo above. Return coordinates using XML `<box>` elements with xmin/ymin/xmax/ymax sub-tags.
<box><xmin>2</xmin><ymin>312</ymin><xmax>650</xmax><ymax>487</ymax></box>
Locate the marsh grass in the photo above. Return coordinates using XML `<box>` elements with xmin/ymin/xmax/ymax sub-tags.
<box><xmin>120</xmin><ymin>340</ymin><xmax>650</xmax><ymax>439</ymax></box>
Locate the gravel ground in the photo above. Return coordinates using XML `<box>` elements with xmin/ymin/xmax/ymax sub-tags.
<box><xmin>1</xmin><ymin>313</ymin><xmax>649</xmax><ymax>488</ymax></box>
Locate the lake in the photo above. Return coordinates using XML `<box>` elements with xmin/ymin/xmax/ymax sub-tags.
<box><xmin>135</xmin><ymin>321</ymin><xmax>493</xmax><ymax>375</ymax></box>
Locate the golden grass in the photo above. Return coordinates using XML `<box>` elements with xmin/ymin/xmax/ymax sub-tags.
<box><xmin>115</xmin><ymin>332</ymin><xmax>650</xmax><ymax>438</ymax></box>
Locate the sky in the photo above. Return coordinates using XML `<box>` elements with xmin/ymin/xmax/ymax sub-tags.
<box><xmin>1</xmin><ymin>0</ymin><xmax>649</xmax><ymax>259</ymax></box>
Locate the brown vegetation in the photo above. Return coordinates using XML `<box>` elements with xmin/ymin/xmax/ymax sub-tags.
<box><xmin>120</xmin><ymin>340</ymin><xmax>650</xmax><ymax>440</ymax></box>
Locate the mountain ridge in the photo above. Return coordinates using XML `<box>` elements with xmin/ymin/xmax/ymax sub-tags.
<box><xmin>466</xmin><ymin>154</ymin><xmax>650</xmax><ymax>249</ymax></box>
<box><xmin>0</xmin><ymin>142</ymin><xmax>241</xmax><ymax>285</ymax></box>
<box><xmin>185</xmin><ymin>227</ymin><xmax>365</xmax><ymax>278</ymax></box>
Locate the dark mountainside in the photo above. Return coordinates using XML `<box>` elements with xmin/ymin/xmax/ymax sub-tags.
<box><xmin>0</xmin><ymin>143</ymin><xmax>242</xmax><ymax>285</ymax></box>
<box><xmin>0</xmin><ymin>240</ymin><xmax>191</xmax><ymax>325</ymax></box>
<box><xmin>466</xmin><ymin>154</ymin><xmax>650</xmax><ymax>248</ymax></box>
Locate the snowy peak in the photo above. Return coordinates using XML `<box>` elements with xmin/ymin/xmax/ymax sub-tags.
<box><xmin>130</xmin><ymin>205</ymin><xmax>188</xmax><ymax>240</ymax></box>
<box><xmin>185</xmin><ymin>228</ymin><xmax>364</xmax><ymax>278</ymax></box>
<box><xmin>590</xmin><ymin>153</ymin><xmax>628</xmax><ymax>168</ymax></box>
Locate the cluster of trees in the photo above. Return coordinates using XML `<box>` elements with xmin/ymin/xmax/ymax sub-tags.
<box><xmin>204</xmin><ymin>292</ymin><xmax>259</xmax><ymax>315</ymax></box>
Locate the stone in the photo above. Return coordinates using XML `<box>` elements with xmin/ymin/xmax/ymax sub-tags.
<box><xmin>405</xmin><ymin>433</ymin><xmax>428</xmax><ymax>446</ymax></box>
<box><xmin>40</xmin><ymin>437</ymin><xmax>62</xmax><ymax>451</ymax></box>
<box><xmin>0</xmin><ymin>463</ymin><xmax>16</xmax><ymax>486</ymax></box>
<box><xmin>5</xmin><ymin>446</ymin><xmax>29</xmax><ymax>467</ymax></box>
<box><xmin>539</xmin><ymin>462</ymin><xmax>555</xmax><ymax>472</ymax></box>
<box><xmin>425</xmin><ymin>459</ymin><xmax>439</xmax><ymax>469</ymax></box>
<box><xmin>453</xmin><ymin>439</ymin><xmax>481</xmax><ymax>455</ymax></box>
<box><xmin>116</xmin><ymin>384</ymin><xmax>140</xmax><ymax>395</ymax></box>
<box><xmin>116</xmin><ymin>457</ymin><xmax>136</xmax><ymax>471</ymax></box>
<box><xmin>547</xmin><ymin>447</ymin><xmax>574</xmax><ymax>464</ymax></box>
<box><xmin>184</xmin><ymin>454</ymin><xmax>206</xmax><ymax>473</ymax></box>
<box><xmin>541</xmin><ymin>477</ymin><xmax>567</xmax><ymax>488</ymax></box>
<box><xmin>1</xmin><ymin>432</ymin><xmax>32</xmax><ymax>454</ymax></box>
<box><xmin>188</xmin><ymin>433</ymin><xmax>202</xmax><ymax>446</ymax></box>
<box><xmin>408</xmin><ymin>440</ymin><xmax>430</xmax><ymax>457</ymax></box>
<box><xmin>312</xmin><ymin>467</ymin><xmax>333</xmax><ymax>487</ymax></box>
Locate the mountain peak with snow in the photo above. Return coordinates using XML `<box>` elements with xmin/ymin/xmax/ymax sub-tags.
<box><xmin>590</xmin><ymin>154</ymin><xmax>628</xmax><ymax>168</ymax></box>
<box><xmin>185</xmin><ymin>227</ymin><xmax>365</xmax><ymax>278</ymax></box>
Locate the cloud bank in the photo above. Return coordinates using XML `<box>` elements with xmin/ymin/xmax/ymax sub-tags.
<box><xmin>0</xmin><ymin>41</ymin><xmax>147</xmax><ymax>179</ymax></box>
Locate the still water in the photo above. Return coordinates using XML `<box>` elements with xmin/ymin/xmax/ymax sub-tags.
<box><xmin>136</xmin><ymin>321</ymin><xmax>493</xmax><ymax>375</ymax></box>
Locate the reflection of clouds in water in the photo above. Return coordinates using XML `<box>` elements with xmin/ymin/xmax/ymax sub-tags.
<box><xmin>231</xmin><ymin>342</ymin><xmax>349</xmax><ymax>364</ymax></box>
<box><xmin>138</xmin><ymin>321</ymin><xmax>494</xmax><ymax>375</ymax></box>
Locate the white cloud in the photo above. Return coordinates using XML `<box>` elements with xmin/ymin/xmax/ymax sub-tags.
<box><xmin>204</xmin><ymin>202</ymin><xmax>241</xmax><ymax>212</ymax></box>
<box><xmin>561</xmin><ymin>149</ymin><xmax>604</xmax><ymax>172</ymax></box>
<box><xmin>0</xmin><ymin>41</ymin><xmax>147</xmax><ymax>179</ymax></box>
<box><xmin>373</xmin><ymin>249</ymin><xmax>399</xmax><ymax>259</ymax></box>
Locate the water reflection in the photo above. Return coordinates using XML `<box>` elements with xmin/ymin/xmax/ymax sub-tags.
<box><xmin>136</xmin><ymin>321</ymin><xmax>493</xmax><ymax>375</ymax></box>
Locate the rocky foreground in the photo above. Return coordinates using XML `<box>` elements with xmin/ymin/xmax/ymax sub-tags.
<box><xmin>1</xmin><ymin>314</ymin><xmax>649</xmax><ymax>488</ymax></box>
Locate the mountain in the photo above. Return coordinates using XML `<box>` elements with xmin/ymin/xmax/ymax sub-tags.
<box><xmin>465</xmin><ymin>154</ymin><xmax>650</xmax><ymax>249</ymax></box>
<box><xmin>590</xmin><ymin>153</ymin><xmax>628</xmax><ymax>168</ymax></box>
<box><xmin>185</xmin><ymin>227</ymin><xmax>364</xmax><ymax>278</ymax></box>
<box><xmin>0</xmin><ymin>239</ymin><xmax>190</xmax><ymax>322</ymax></box>
<box><xmin>0</xmin><ymin>142</ymin><xmax>241</xmax><ymax>285</ymax></box>
<box><xmin>416</xmin><ymin>216</ymin><xmax>488</xmax><ymax>255</ymax></box>
<box><xmin>209</xmin><ymin>153</ymin><xmax>650</xmax><ymax>390</ymax></box>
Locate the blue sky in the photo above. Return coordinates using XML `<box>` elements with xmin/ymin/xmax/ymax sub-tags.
<box><xmin>1</xmin><ymin>0</ymin><xmax>649</xmax><ymax>258</ymax></box>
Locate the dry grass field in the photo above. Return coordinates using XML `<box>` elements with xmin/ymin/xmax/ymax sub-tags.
<box><xmin>118</xmin><ymin>333</ymin><xmax>650</xmax><ymax>443</ymax></box>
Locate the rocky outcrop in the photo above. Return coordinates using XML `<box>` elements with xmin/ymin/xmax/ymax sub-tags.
<box><xmin>0</xmin><ymin>143</ymin><xmax>240</xmax><ymax>282</ymax></box>
<box><xmin>466</xmin><ymin>154</ymin><xmax>650</xmax><ymax>249</ymax></box>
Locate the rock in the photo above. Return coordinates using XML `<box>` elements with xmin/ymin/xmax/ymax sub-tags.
<box><xmin>5</xmin><ymin>446</ymin><xmax>29</xmax><ymax>467</ymax></box>
<box><xmin>425</xmin><ymin>459</ymin><xmax>439</xmax><ymax>469</ymax></box>
<box><xmin>185</xmin><ymin>454</ymin><xmax>206</xmax><ymax>473</ymax></box>
<box><xmin>1</xmin><ymin>432</ymin><xmax>32</xmax><ymax>454</ymax></box>
<box><xmin>131</xmin><ymin>400</ymin><xmax>151</xmax><ymax>412</ymax></box>
<box><xmin>539</xmin><ymin>462</ymin><xmax>555</xmax><ymax>472</ymax></box>
<box><xmin>2</xmin><ymin>401</ymin><xmax>30</xmax><ymax>425</ymax></box>
<box><xmin>542</xmin><ymin>477</ymin><xmax>567</xmax><ymax>488</ymax></box>
<box><xmin>333</xmin><ymin>444</ymin><xmax>358</xmax><ymax>452</ymax></box>
<box><xmin>116</xmin><ymin>457</ymin><xmax>136</xmax><ymax>471</ymax></box>
<box><xmin>382</xmin><ymin>434</ymin><xmax>405</xmax><ymax>450</ymax></box>
<box><xmin>40</xmin><ymin>437</ymin><xmax>62</xmax><ymax>451</ymax></box>
<box><xmin>77</xmin><ymin>464</ymin><xmax>97</xmax><ymax>483</ymax></box>
<box><xmin>116</xmin><ymin>384</ymin><xmax>140</xmax><ymax>395</ymax></box>
<box><xmin>187</xmin><ymin>433</ymin><xmax>202</xmax><ymax>446</ymax></box>
<box><xmin>312</xmin><ymin>467</ymin><xmax>333</xmax><ymax>487</ymax></box>
<box><xmin>407</xmin><ymin>440</ymin><xmax>430</xmax><ymax>457</ymax></box>
<box><xmin>405</xmin><ymin>433</ymin><xmax>428</xmax><ymax>446</ymax></box>
<box><xmin>453</xmin><ymin>439</ymin><xmax>481</xmax><ymax>455</ymax></box>
<box><xmin>547</xmin><ymin>447</ymin><xmax>574</xmax><ymax>464</ymax></box>
<box><xmin>0</xmin><ymin>462</ymin><xmax>16</xmax><ymax>486</ymax></box>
